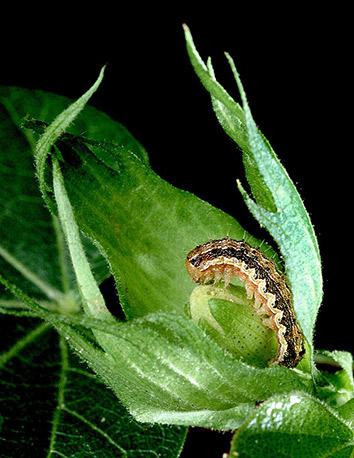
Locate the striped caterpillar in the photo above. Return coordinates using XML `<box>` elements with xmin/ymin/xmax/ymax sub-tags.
<box><xmin>185</xmin><ymin>238</ymin><xmax>305</xmax><ymax>368</ymax></box>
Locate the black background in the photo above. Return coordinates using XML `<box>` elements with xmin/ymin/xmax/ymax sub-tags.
<box><xmin>1</xmin><ymin>5</ymin><xmax>352</xmax><ymax>457</ymax></box>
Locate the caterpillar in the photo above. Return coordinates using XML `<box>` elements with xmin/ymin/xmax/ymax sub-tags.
<box><xmin>185</xmin><ymin>238</ymin><xmax>305</xmax><ymax>368</ymax></box>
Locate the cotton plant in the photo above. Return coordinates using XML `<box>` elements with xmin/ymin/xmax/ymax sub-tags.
<box><xmin>0</xmin><ymin>27</ymin><xmax>353</xmax><ymax>457</ymax></box>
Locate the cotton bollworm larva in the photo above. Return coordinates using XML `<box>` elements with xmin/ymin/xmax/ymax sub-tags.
<box><xmin>185</xmin><ymin>238</ymin><xmax>305</xmax><ymax>368</ymax></box>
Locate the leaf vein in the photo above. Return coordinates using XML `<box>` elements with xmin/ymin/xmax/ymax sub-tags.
<box><xmin>63</xmin><ymin>406</ymin><xmax>128</xmax><ymax>456</ymax></box>
<box><xmin>47</xmin><ymin>336</ymin><xmax>69</xmax><ymax>458</ymax></box>
<box><xmin>0</xmin><ymin>322</ymin><xmax>49</xmax><ymax>368</ymax></box>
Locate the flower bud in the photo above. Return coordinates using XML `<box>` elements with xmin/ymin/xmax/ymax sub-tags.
<box><xmin>188</xmin><ymin>283</ymin><xmax>278</xmax><ymax>367</ymax></box>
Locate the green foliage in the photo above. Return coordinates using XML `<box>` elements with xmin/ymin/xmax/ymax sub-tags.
<box><xmin>23</xmin><ymin>138</ymin><xmax>310</xmax><ymax>430</ymax></box>
<box><xmin>230</xmin><ymin>392</ymin><xmax>354</xmax><ymax>457</ymax></box>
<box><xmin>87</xmin><ymin>312</ymin><xmax>310</xmax><ymax>429</ymax></box>
<box><xmin>316</xmin><ymin>350</ymin><xmax>354</xmax><ymax>408</ymax></box>
<box><xmin>35</xmin><ymin>68</ymin><xmax>106</xmax><ymax>210</ymax></box>
<box><xmin>339</xmin><ymin>399</ymin><xmax>354</xmax><ymax>427</ymax></box>
<box><xmin>0</xmin><ymin>317</ymin><xmax>186</xmax><ymax>457</ymax></box>
<box><xmin>0</xmin><ymin>28</ymin><xmax>352</xmax><ymax>457</ymax></box>
<box><xmin>184</xmin><ymin>26</ymin><xmax>323</xmax><ymax>354</ymax></box>
<box><xmin>0</xmin><ymin>85</ymin><xmax>186</xmax><ymax>456</ymax></box>
<box><xmin>56</xmin><ymin>135</ymin><xmax>266</xmax><ymax>319</ymax></box>
<box><xmin>0</xmin><ymin>85</ymin><xmax>148</xmax><ymax>164</ymax></box>
<box><xmin>0</xmin><ymin>81</ymin><xmax>148</xmax><ymax>302</ymax></box>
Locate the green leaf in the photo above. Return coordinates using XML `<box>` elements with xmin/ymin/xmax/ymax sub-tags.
<box><xmin>206</xmin><ymin>57</ymin><xmax>276</xmax><ymax>214</ymax></box>
<box><xmin>316</xmin><ymin>350</ymin><xmax>354</xmax><ymax>407</ymax></box>
<box><xmin>184</xmin><ymin>26</ymin><xmax>323</xmax><ymax>352</ymax></box>
<box><xmin>0</xmin><ymin>85</ymin><xmax>148</xmax><ymax>164</ymax></box>
<box><xmin>1</xmin><ymin>270</ymin><xmax>310</xmax><ymax>432</ymax></box>
<box><xmin>0</xmin><ymin>81</ymin><xmax>148</xmax><ymax>297</ymax></box>
<box><xmin>329</xmin><ymin>447</ymin><xmax>354</xmax><ymax>458</ymax></box>
<box><xmin>316</xmin><ymin>350</ymin><xmax>354</xmax><ymax>390</ymax></box>
<box><xmin>34</xmin><ymin>68</ymin><xmax>107</xmax><ymax>210</ymax></box>
<box><xmin>230</xmin><ymin>391</ymin><xmax>354</xmax><ymax>457</ymax></box>
<box><xmin>4</xmin><ymin>278</ymin><xmax>309</xmax><ymax>431</ymax></box>
<box><xmin>72</xmin><ymin>311</ymin><xmax>311</xmax><ymax>430</ymax></box>
<box><xmin>338</xmin><ymin>399</ymin><xmax>354</xmax><ymax>427</ymax></box>
<box><xmin>52</xmin><ymin>159</ymin><xmax>110</xmax><ymax>321</ymax></box>
<box><xmin>182</xmin><ymin>26</ymin><xmax>274</xmax><ymax>212</ymax></box>
<box><xmin>52</xmin><ymin>157</ymin><xmax>119</xmax><ymax>357</ymax></box>
<box><xmin>0</xmin><ymin>316</ymin><xmax>186</xmax><ymax>457</ymax></box>
<box><xmin>0</xmin><ymin>270</ymin><xmax>262</xmax><ymax>432</ymax></box>
<box><xmin>29</xmin><ymin>81</ymin><xmax>311</xmax><ymax>430</ymax></box>
<box><xmin>58</xmin><ymin>136</ymin><xmax>273</xmax><ymax>319</ymax></box>
<box><xmin>0</xmin><ymin>101</ymin><xmax>72</xmax><ymax>301</ymax></box>
<box><xmin>0</xmin><ymin>84</ymin><xmax>185</xmax><ymax>456</ymax></box>
<box><xmin>4</xmin><ymin>278</ymin><xmax>309</xmax><ymax>432</ymax></box>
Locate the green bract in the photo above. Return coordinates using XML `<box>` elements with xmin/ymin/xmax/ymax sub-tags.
<box><xmin>183</xmin><ymin>26</ymin><xmax>322</xmax><ymax>356</ymax></box>
<box><xmin>0</xmin><ymin>28</ymin><xmax>352</xmax><ymax>457</ymax></box>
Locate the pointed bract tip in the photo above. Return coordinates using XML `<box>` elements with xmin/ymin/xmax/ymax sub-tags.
<box><xmin>236</xmin><ymin>179</ymin><xmax>249</xmax><ymax>197</ymax></box>
<box><xmin>224</xmin><ymin>52</ymin><xmax>249</xmax><ymax>109</ymax></box>
<box><xmin>182</xmin><ymin>23</ymin><xmax>193</xmax><ymax>42</ymax></box>
<box><xmin>99</xmin><ymin>65</ymin><xmax>106</xmax><ymax>78</ymax></box>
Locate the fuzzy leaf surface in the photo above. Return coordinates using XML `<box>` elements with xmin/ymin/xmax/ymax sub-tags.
<box><xmin>76</xmin><ymin>312</ymin><xmax>312</xmax><ymax>430</ymax></box>
<box><xmin>184</xmin><ymin>27</ymin><xmax>323</xmax><ymax>351</ymax></box>
<box><xmin>58</xmin><ymin>137</ymin><xmax>271</xmax><ymax>319</ymax></box>
<box><xmin>230</xmin><ymin>391</ymin><xmax>354</xmax><ymax>457</ymax></box>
